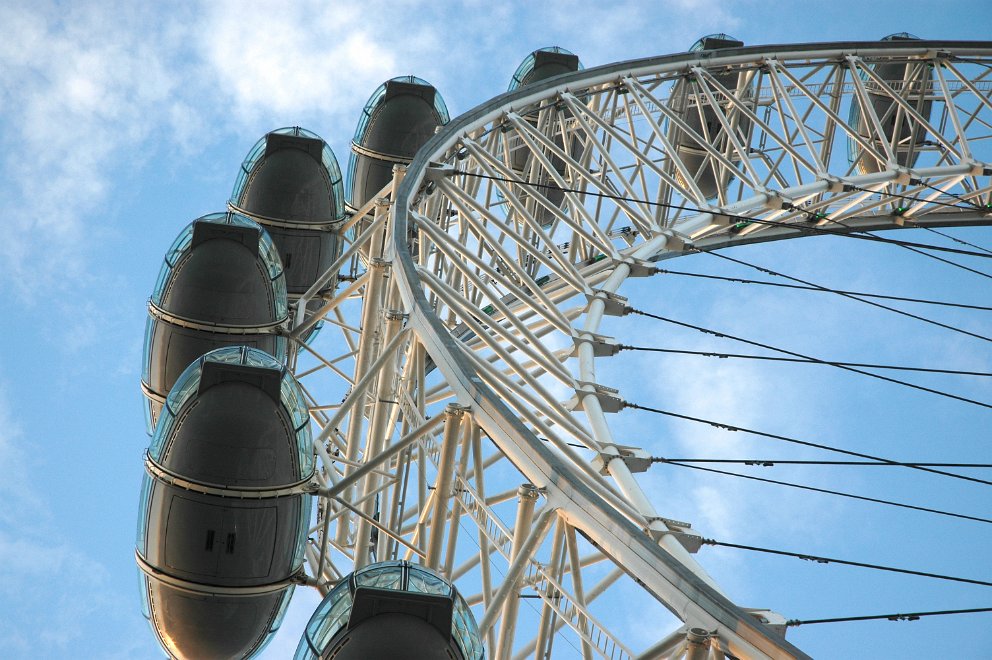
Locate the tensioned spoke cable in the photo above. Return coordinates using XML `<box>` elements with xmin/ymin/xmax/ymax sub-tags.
<box><xmin>864</xmin><ymin>239</ymin><xmax>992</xmax><ymax>280</ymax></box>
<box><xmin>623</xmin><ymin>403</ymin><xmax>992</xmax><ymax>486</ymax></box>
<box><xmin>656</xmin><ymin>461</ymin><xmax>992</xmax><ymax>524</ymax></box>
<box><xmin>697</xmin><ymin>249</ymin><xmax>992</xmax><ymax>343</ymax></box>
<box><xmin>806</xmin><ymin>200</ymin><xmax>992</xmax><ymax>280</ymax></box>
<box><xmin>836</xmin><ymin>182</ymin><xmax>990</xmax><ymax>217</ymax></box>
<box><xmin>655</xmin><ymin>458</ymin><xmax>992</xmax><ymax>468</ymax></box>
<box><xmin>619</xmin><ymin>345</ymin><xmax>992</xmax><ymax>377</ymax></box>
<box><xmin>699</xmin><ymin>539</ymin><xmax>992</xmax><ymax>587</ymax></box>
<box><xmin>455</xmin><ymin>170</ymin><xmax>992</xmax><ymax>258</ymax></box>
<box><xmin>786</xmin><ymin>607</ymin><xmax>992</xmax><ymax>626</ymax></box>
<box><xmin>916</xmin><ymin>179</ymin><xmax>992</xmax><ymax>215</ymax></box>
<box><xmin>653</xmin><ymin>268</ymin><xmax>992</xmax><ymax>311</ymax></box>
<box><xmin>951</xmin><ymin>56</ymin><xmax>992</xmax><ymax>69</ymax></box>
<box><xmin>902</xmin><ymin>221</ymin><xmax>992</xmax><ymax>256</ymax></box>
<box><xmin>626</xmin><ymin>308</ymin><xmax>992</xmax><ymax>410</ymax></box>
<box><xmin>750</xmin><ymin>212</ymin><xmax>992</xmax><ymax>260</ymax></box>
<box><xmin>846</xmin><ymin>180</ymin><xmax>992</xmax><ymax>217</ymax></box>
<box><xmin>908</xmin><ymin>182</ymin><xmax>992</xmax><ymax>255</ymax></box>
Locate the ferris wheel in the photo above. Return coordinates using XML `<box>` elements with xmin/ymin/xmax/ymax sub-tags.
<box><xmin>137</xmin><ymin>38</ymin><xmax>992</xmax><ymax>659</ymax></box>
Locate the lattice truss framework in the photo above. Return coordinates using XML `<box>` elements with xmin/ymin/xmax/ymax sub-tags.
<box><xmin>288</xmin><ymin>42</ymin><xmax>992</xmax><ymax>659</ymax></box>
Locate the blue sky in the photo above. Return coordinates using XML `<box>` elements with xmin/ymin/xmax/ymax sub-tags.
<box><xmin>0</xmin><ymin>1</ymin><xmax>989</xmax><ymax>658</ymax></box>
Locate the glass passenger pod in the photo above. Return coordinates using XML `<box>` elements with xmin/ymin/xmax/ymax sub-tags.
<box><xmin>136</xmin><ymin>346</ymin><xmax>313</xmax><ymax>660</ymax></box>
<box><xmin>507</xmin><ymin>46</ymin><xmax>582</xmax><ymax>92</ymax></box>
<box><xmin>503</xmin><ymin>47</ymin><xmax>584</xmax><ymax>228</ymax></box>
<box><xmin>141</xmin><ymin>212</ymin><xmax>288</xmax><ymax>434</ymax></box>
<box><xmin>230</xmin><ymin>127</ymin><xmax>346</xmax><ymax>305</ymax></box>
<box><xmin>295</xmin><ymin>561</ymin><xmax>483</xmax><ymax>660</ymax></box>
<box><xmin>847</xmin><ymin>33</ymin><xmax>934</xmax><ymax>174</ymax></box>
<box><xmin>668</xmin><ymin>33</ymin><xmax>752</xmax><ymax>202</ymax></box>
<box><xmin>347</xmin><ymin>76</ymin><xmax>450</xmax><ymax>215</ymax></box>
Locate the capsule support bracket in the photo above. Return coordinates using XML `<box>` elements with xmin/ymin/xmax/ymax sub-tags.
<box><xmin>565</xmin><ymin>381</ymin><xmax>623</xmax><ymax>413</ymax></box>
<box><xmin>592</xmin><ymin>444</ymin><xmax>653</xmax><ymax>474</ymax></box>
<box><xmin>571</xmin><ymin>332</ymin><xmax>620</xmax><ymax>357</ymax></box>
<box><xmin>585</xmin><ymin>289</ymin><xmax>629</xmax><ymax>316</ymax></box>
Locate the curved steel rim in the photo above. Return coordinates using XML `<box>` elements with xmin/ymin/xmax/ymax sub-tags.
<box><xmin>389</xmin><ymin>40</ymin><xmax>992</xmax><ymax>658</ymax></box>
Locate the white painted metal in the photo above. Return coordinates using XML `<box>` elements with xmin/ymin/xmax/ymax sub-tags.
<box><xmin>291</xmin><ymin>41</ymin><xmax>992</xmax><ymax>658</ymax></box>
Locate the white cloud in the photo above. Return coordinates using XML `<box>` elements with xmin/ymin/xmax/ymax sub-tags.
<box><xmin>194</xmin><ymin>1</ymin><xmax>411</xmax><ymax>126</ymax></box>
<box><xmin>0</xmin><ymin>2</ymin><xmax>180</xmax><ymax>297</ymax></box>
<box><xmin>610</xmin><ymin>267</ymin><xmax>851</xmax><ymax>554</ymax></box>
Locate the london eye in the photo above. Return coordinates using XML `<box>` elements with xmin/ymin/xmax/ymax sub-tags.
<box><xmin>136</xmin><ymin>38</ymin><xmax>992</xmax><ymax>659</ymax></box>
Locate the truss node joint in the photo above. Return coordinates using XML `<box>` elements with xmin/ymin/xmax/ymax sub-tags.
<box><xmin>592</xmin><ymin>444</ymin><xmax>653</xmax><ymax>474</ymax></box>
<box><xmin>443</xmin><ymin>403</ymin><xmax>471</xmax><ymax>419</ymax></box>
<box><xmin>571</xmin><ymin>332</ymin><xmax>620</xmax><ymax>357</ymax></box>
<box><xmin>616</xmin><ymin>256</ymin><xmax>657</xmax><ymax>277</ymax></box>
<box><xmin>744</xmin><ymin>608</ymin><xmax>791</xmax><ymax>636</ymax></box>
<box><xmin>656</xmin><ymin>530</ymin><xmax>704</xmax><ymax>554</ymax></box>
<box><xmin>585</xmin><ymin>289</ymin><xmax>629</xmax><ymax>316</ymax></box>
<box><xmin>660</xmin><ymin>230</ymin><xmax>688</xmax><ymax>253</ymax></box>
<box><xmin>423</xmin><ymin>163</ymin><xmax>457</xmax><ymax>183</ymax></box>
<box><xmin>966</xmin><ymin>161</ymin><xmax>992</xmax><ymax>177</ymax></box>
<box><xmin>565</xmin><ymin>381</ymin><xmax>623</xmax><ymax>413</ymax></box>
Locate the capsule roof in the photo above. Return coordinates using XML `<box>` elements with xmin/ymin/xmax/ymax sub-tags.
<box><xmin>352</xmin><ymin>76</ymin><xmax>450</xmax><ymax>145</ymax></box>
<box><xmin>296</xmin><ymin>561</ymin><xmax>483</xmax><ymax>660</ymax></box>
<box><xmin>882</xmin><ymin>32</ymin><xmax>921</xmax><ymax>41</ymax></box>
<box><xmin>147</xmin><ymin>346</ymin><xmax>313</xmax><ymax>479</ymax></box>
<box><xmin>508</xmin><ymin>46</ymin><xmax>582</xmax><ymax>91</ymax></box>
<box><xmin>150</xmin><ymin>211</ymin><xmax>288</xmax><ymax>320</ymax></box>
<box><xmin>689</xmin><ymin>33</ymin><xmax>744</xmax><ymax>51</ymax></box>
<box><xmin>231</xmin><ymin>126</ymin><xmax>346</xmax><ymax>222</ymax></box>
<box><xmin>347</xmin><ymin>76</ymin><xmax>450</xmax><ymax>207</ymax></box>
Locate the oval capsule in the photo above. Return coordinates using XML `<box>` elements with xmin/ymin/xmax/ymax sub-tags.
<box><xmin>668</xmin><ymin>34</ymin><xmax>752</xmax><ymax>201</ymax></box>
<box><xmin>141</xmin><ymin>212</ymin><xmax>287</xmax><ymax>434</ymax></box>
<box><xmin>848</xmin><ymin>33</ymin><xmax>933</xmax><ymax>174</ymax></box>
<box><xmin>295</xmin><ymin>561</ymin><xmax>483</xmax><ymax>660</ymax></box>
<box><xmin>137</xmin><ymin>346</ymin><xmax>313</xmax><ymax>659</ymax></box>
<box><xmin>348</xmin><ymin>76</ymin><xmax>449</xmax><ymax>214</ymax></box>
<box><xmin>230</xmin><ymin>127</ymin><xmax>346</xmax><ymax>306</ymax></box>
<box><xmin>504</xmin><ymin>47</ymin><xmax>583</xmax><ymax>228</ymax></box>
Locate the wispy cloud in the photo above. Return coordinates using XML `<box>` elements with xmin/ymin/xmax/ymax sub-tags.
<box><xmin>602</xmin><ymin>261</ymin><xmax>853</xmax><ymax>595</ymax></box>
<box><xmin>194</xmin><ymin>1</ymin><xmax>399</xmax><ymax>125</ymax></box>
<box><xmin>0</xmin><ymin>2</ymin><xmax>181</xmax><ymax>297</ymax></box>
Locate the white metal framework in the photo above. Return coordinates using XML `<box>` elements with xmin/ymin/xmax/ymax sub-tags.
<box><xmin>292</xmin><ymin>41</ymin><xmax>992</xmax><ymax>659</ymax></box>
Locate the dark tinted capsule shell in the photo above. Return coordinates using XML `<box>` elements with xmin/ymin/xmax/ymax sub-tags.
<box><xmin>295</xmin><ymin>562</ymin><xmax>483</xmax><ymax>660</ymax></box>
<box><xmin>507</xmin><ymin>46</ymin><xmax>581</xmax><ymax>91</ymax></box>
<box><xmin>230</xmin><ymin>127</ymin><xmax>346</xmax><ymax>301</ymax></box>
<box><xmin>848</xmin><ymin>33</ymin><xmax>933</xmax><ymax>174</ymax></box>
<box><xmin>137</xmin><ymin>347</ymin><xmax>313</xmax><ymax>660</ymax></box>
<box><xmin>348</xmin><ymin>76</ymin><xmax>449</xmax><ymax>213</ymax></box>
<box><xmin>141</xmin><ymin>212</ymin><xmax>288</xmax><ymax>434</ymax></box>
<box><xmin>668</xmin><ymin>34</ymin><xmax>751</xmax><ymax>201</ymax></box>
<box><xmin>505</xmin><ymin>47</ymin><xmax>583</xmax><ymax>227</ymax></box>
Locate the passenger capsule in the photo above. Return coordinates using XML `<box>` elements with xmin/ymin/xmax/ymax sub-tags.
<box><xmin>348</xmin><ymin>76</ymin><xmax>450</xmax><ymax>214</ymax></box>
<box><xmin>668</xmin><ymin>34</ymin><xmax>752</xmax><ymax>201</ymax></box>
<box><xmin>848</xmin><ymin>33</ymin><xmax>933</xmax><ymax>174</ymax></box>
<box><xmin>230</xmin><ymin>127</ymin><xmax>346</xmax><ymax>309</ymax></box>
<box><xmin>294</xmin><ymin>562</ymin><xmax>483</xmax><ymax>660</ymax></box>
<box><xmin>508</xmin><ymin>45</ymin><xmax>581</xmax><ymax>90</ymax></box>
<box><xmin>141</xmin><ymin>212</ymin><xmax>287</xmax><ymax>433</ymax></box>
<box><xmin>136</xmin><ymin>346</ymin><xmax>314</xmax><ymax>660</ymax></box>
<box><xmin>505</xmin><ymin>46</ymin><xmax>583</xmax><ymax>228</ymax></box>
